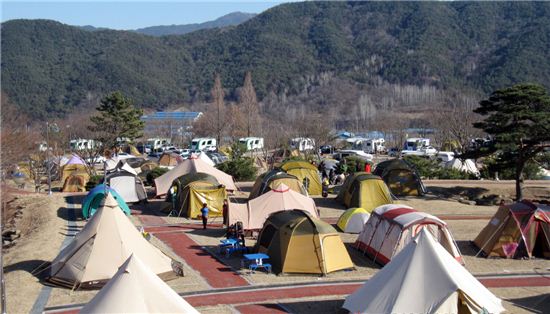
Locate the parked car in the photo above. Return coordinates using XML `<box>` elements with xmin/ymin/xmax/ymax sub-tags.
<box><xmin>179</xmin><ymin>149</ymin><xmax>191</xmax><ymax>158</ymax></box>
<box><xmin>207</xmin><ymin>152</ymin><xmax>229</xmax><ymax>164</ymax></box>
<box><xmin>203</xmin><ymin>145</ymin><xmax>217</xmax><ymax>152</ymax></box>
<box><xmin>388</xmin><ymin>147</ymin><xmax>400</xmax><ymax>157</ymax></box>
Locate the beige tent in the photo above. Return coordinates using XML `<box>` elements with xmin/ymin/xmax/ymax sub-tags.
<box><xmin>48</xmin><ymin>193</ymin><xmax>177</xmax><ymax>289</ymax></box>
<box><xmin>344</xmin><ymin>229</ymin><xmax>505</xmax><ymax>314</ymax></box>
<box><xmin>155</xmin><ymin>156</ymin><xmax>237</xmax><ymax>196</ymax></box>
<box><xmin>228</xmin><ymin>183</ymin><xmax>318</xmax><ymax>230</ymax></box>
<box><xmin>80</xmin><ymin>254</ymin><xmax>197</xmax><ymax>313</ymax></box>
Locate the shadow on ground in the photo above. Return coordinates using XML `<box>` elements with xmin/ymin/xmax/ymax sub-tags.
<box><xmin>427</xmin><ymin>186</ymin><xmax>489</xmax><ymax>200</ymax></box>
<box><xmin>280</xmin><ymin>298</ymin><xmax>348</xmax><ymax>314</ymax></box>
<box><xmin>56</xmin><ymin>206</ymin><xmax>83</xmax><ymax>222</ymax></box>
<box><xmin>456</xmin><ymin>240</ymin><xmax>482</xmax><ymax>257</ymax></box>
<box><xmin>4</xmin><ymin>259</ymin><xmax>51</xmax><ymax>280</ymax></box>
<box><xmin>508</xmin><ymin>294</ymin><xmax>550</xmax><ymax>314</ymax></box>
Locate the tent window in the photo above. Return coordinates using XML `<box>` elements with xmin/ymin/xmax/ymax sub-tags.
<box><xmin>259</xmin><ymin>224</ymin><xmax>276</xmax><ymax>248</ymax></box>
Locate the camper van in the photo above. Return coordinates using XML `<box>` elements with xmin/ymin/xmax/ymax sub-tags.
<box><xmin>404</xmin><ymin>138</ymin><xmax>430</xmax><ymax>151</ymax></box>
<box><xmin>70</xmin><ymin>139</ymin><xmax>99</xmax><ymax>151</ymax></box>
<box><xmin>290</xmin><ymin>137</ymin><xmax>315</xmax><ymax>152</ymax></box>
<box><xmin>190</xmin><ymin>138</ymin><xmax>217</xmax><ymax>151</ymax></box>
<box><xmin>147</xmin><ymin>138</ymin><xmax>171</xmax><ymax>151</ymax></box>
<box><xmin>360</xmin><ymin>138</ymin><xmax>387</xmax><ymax>154</ymax></box>
<box><xmin>239</xmin><ymin>137</ymin><xmax>264</xmax><ymax>150</ymax></box>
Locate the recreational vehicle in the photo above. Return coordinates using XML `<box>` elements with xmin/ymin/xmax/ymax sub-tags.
<box><xmin>404</xmin><ymin>138</ymin><xmax>431</xmax><ymax>151</ymax></box>
<box><xmin>147</xmin><ymin>138</ymin><xmax>171</xmax><ymax>151</ymax></box>
<box><xmin>70</xmin><ymin>139</ymin><xmax>99</xmax><ymax>151</ymax></box>
<box><xmin>290</xmin><ymin>138</ymin><xmax>315</xmax><ymax>152</ymax></box>
<box><xmin>190</xmin><ymin>138</ymin><xmax>217</xmax><ymax>151</ymax></box>
<box><xmin>239</xmin><ymin>137</ymin><xmax>264</xmax><ymax>150</ymax></box>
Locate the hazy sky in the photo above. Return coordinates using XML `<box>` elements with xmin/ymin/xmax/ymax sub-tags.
<box><xmin>1</xmin><ymin>1</ymin><xmax>289</xmax><ymax>30</ymax></box>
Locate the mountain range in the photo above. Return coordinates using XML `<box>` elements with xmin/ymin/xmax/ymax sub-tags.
<box><xmin>2</xmin><ymin>1</ymin><xmax>550</xmax><ymax>120</ymax></box>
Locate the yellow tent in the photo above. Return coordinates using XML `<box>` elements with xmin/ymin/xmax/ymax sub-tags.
<box><xmin>280</xmin><ymin>160</ymin><xmax>322</xmax><ymax>195</ymax></box>
<box><xmin>336</xmin><ymin>172</ymin><xmax>393</xmax><ymax>212</ymax></box>
<box><xmin>256</xmin><ymin>210</ymin><xmax>353</xmax><ymax>275</ymax></box>
<box><xmin>249</xmin><ymin>170</ymin><xmax>307</xmax><ymax>200</ymax></box>
<box><xmin>165</xmin><ymin>172</ymin><xmax>226</xmax><ymax>218</ymax></box>
<box><xmin>337</xmin><ymin>207</ymin><xmax>371</xmax><ymax>233</ymax></box>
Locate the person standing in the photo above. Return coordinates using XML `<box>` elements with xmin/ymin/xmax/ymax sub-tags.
<box><xmin>222</xmin><ymin>199</ymin><xmax>229</xmax><ymax>227</ymax></box>
<box><xmin>200</xmin><ymin>203</ymin><xmax>209</xmax><ymax>229</ymax></box>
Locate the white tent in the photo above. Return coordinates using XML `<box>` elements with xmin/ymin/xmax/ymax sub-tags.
<box><xmin>343</xmin><ymin>229</ymin><xmax>505</xmax><ymax>314</ymax></box>
<box><xmin>81</xmin><ymin>254</ymin><xmax>197</xmax><ymax>313</ymax></box>
<box><xmin>195</xmin><ymin>152</ymin><xmax>215</xmax><ymax>166</ymax></box>
<box><xmin>443</xmin><ymin>158</ymin><xmax>480</xmax><ymax>177</ymax></box>
<box><xmin>49</xmin><ymin>193</ymin><xmax>176</xmax><ymax>288</ymax></box>
<box><xmin>155</xmin><ymin>156</ymin><xmax>237</xmax><ymax>196</ymax></box>
<box><xmin>105</xmin><ymin>162</ymin><xmax>147</xmax><ymax>203</ymax></box>
<box><xmin>228</xmin><ymin>183</ymin><xmax>319</xmax><ymax>230</ymax></box>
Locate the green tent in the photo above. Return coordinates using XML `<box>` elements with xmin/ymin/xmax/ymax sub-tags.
<box><xmin>373</xmin><ymin>159</ymin><xmax>426</xmax><ymax>196</ymax></box>
<box><xmin>249</xmin><ymin>169</ymin><xmax>307</xmax><ymax>200</ymax></box>
<box><xmin>279</xmin><ymin>160</ymin><xmax>322</xmax><ymax>195</ymax></box>
<box><xmin>82</xmin><ymin>184</ymin><xmax>131</xmax><ymax>219</ymax></box>
<box><xmin>336</xmin><ymin>172</ymin><xmax>393</xmax><ymax>212</ymax></box>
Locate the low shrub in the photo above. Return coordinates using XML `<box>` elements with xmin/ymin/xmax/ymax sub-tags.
<box><xmin>146</xmin><ymin>167</ymin><xmax>170</xmax><ymax>185</ymax></box>
<box><xmin>217</xmin><ymin>157</ymin><xmax>257</xmax><ymax>181</ymax></box>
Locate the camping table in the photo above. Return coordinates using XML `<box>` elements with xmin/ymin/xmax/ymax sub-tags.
<box><xmin>219</xmin><ymin>238</ymin><xmax>238</xmax><ymax>253</ymax></box>
<box><xmin>242</xmin><ymin>253</ymin><xmax>271</xmax><ymax>273</ymax></box>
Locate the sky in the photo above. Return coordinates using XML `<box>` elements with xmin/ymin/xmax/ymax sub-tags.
<box><xmin>1</xmin><ymin>1</ymin><xmax>289</xmax><ymax>30</ymax></box>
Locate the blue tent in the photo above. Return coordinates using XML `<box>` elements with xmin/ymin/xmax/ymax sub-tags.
<box><xmin>82</xmin><ymin>184</ymin><xmax>131</xmax><ymax>219</ymax></box>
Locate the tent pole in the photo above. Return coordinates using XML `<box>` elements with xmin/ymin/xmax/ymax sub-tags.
<box><xmin>475</xmin><ymin>215</ymin><xmax>510</xmax><ymax>257</ymax></box>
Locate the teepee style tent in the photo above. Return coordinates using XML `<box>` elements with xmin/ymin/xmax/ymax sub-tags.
<box><xmin>279</xmin><ymin>160</ymin><xmax>322</xmax><ymax>196</ymax></box>
<box><xmin>80</xmin><ymin>254</ymin><xmax>198</xmax><ymax>314</ymax></box>
<box><xmin>49</xmin><ymin>193</ymin><xmax>177</xmax><ymax>289</ymax></box>
<box><xmin>249</xmin><ymin>170</ymin><xmax>307</xmax><ymax>200</ymax></box>
<box><xmin>82</xmin><ymin>184</ymin><xmax>130</xmax><ymax>219</ymax></box>
<box><xmin>343</xmin><ymin>229</ymin><xmax>505</xmax><ymax>314</ymax></box>
<box><xmin>337</xmin><ymin>207</ymin><xmax>370</xmax><ymax>233</ymax></box>
<box><xmin>474</xmin><ymin>200</ymin><xmax>550</xmax><ymax>259</ymax></box>
<box><xmin>355</xmin><ymin>204</ymin><xmax>463</xmax><ymax>265</ymax></box>
<box><xmin>155</xmin><ymin>156</ymin><xmax>237</xmax><ymax>196</ymax></box>
<box><xmin>105</xmin><ymin>162</ymin><xmax>147</xmax><ymax>203</ymax></box>
<box><xmin>336</xmin><ymin>172</ymin><xmax>393</xmax><ymax>212</ymax></box>
<box><xmin>228</xmin><ymin>183</ymin><xmax>319</xmax><ymax>230</ymax></box>
<box><xmin>256</xmin><ymin>210</ymin><xmax>353</xmax><ymax>275</ymax></box>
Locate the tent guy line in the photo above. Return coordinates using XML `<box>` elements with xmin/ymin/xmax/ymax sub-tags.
<box><xmin>30</xmin><ymin>197</ymin><xmax>77</xmax><ymax>314</ymax></box>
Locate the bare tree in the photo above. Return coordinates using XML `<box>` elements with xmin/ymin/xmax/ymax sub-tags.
<box><xmin>434</xmin><ymin>98</ymin><xmax>483</xmax><ymax>153</ymax></box>
<box><xmin>239</xmin><ymin>72</ymin><xmax>260</xmax><ymax>137</ymax></box>
<box><xmin>211</xmin><ymin>73</ymin><xmax>225</xmax><ymax>145</ymax></box>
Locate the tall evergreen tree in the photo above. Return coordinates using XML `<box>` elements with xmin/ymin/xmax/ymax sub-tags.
<box><xmin>473</xmin><ymin>84</ymin><xmax>550</xmax><ymax>200</ymax></box>
<box><xmin>239</xmin><ymin>71</ymin><xmax>260</xmax><ymax>137</ymax></box>
<box><xmin>88</xmin><ymin>91</ymin><xmax>144</xmax><ymax>152</ymax></box>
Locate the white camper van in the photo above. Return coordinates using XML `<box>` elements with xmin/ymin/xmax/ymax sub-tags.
<box><xmin>361</xmin><ymin>138</ymin><xmax>386</xmax><ymax>154</ymax></box>
<box><xmin>404</xmin><ymin>138</ymin><xmax>430</xmax><ymax>151</ymax></box>
<box><xmin>190</xmin><ymin>138</ymin><xmax>217</xmax><ymax>151</ymax></box>
<box><xmin>239</xmin><ymin>137</ymin><xmax>264</xmax><ymax>150</ymax></box>
<box><xmin>147</xmin><ymin>138</ymin><xmax>171</xmax><ymax>151</ymax></box>
<box><xmin>290</xmin><ymin>137</ymin><xmax>315</xmax><ymax>151</ymax></box>
<box><xmin>70</xmin><ymin>139</ymin><xmax>99</xmax><ymax>151</ymax></box>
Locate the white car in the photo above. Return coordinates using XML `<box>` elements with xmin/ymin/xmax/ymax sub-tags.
<box><xmin>203</xmin><ymin>145</ymin><xmax>217</xmax><ymax>152</ymax></box>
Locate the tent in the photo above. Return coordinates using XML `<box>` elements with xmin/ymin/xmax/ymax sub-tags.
<box><xmin>443</xmin><ymin>158</ymin><xmax>480</xmax><ymax>177</ymax></box>
<box><xmin>105</xmin><ymin>162</ymin><xmax>147</xmax><ymax>203</ymax></box>
<box><xmin>343</xmin><ymin>229</ymin><xmax>505</xmax><ymax>314</ymax></box>
<box><xmin>337</xmin><ymin>207</ymin><xmax>370</xmax><ymax>233</ymax></box>
<box><xmin>474</xmin><ymin>200</ymin><xmax>550</xmax><ymax>259</ymax></box>
<box><xmin>354</xmin><ymin>204</ymin><xmax>463</xmax><ymax>265</ymax></box>
<box><xmin>255</xmin><ymin>210</ymin><xmax>353</xmax><ymax>275</ymax></box>
<box><xmin>80</xmin><ymin>254</ymin><xmax>198</xmax><ymax>314</ymax></box>
<box><xmin>61</xmin><ymin>155</ymin><xmax>89</xmax><ymax>192</ymax></box>
<box><xmin>373</xmin><ymin>158</ymin><xmax>426</xmax><ymax>196</ymax></box>
<box><xmin>155</xmin><ymin>156</ymin><xmax>237</xmax><ymax>196</ymax></box>
<box><xmin>279</xmin><ymin>160</ymin><xmax>322</xmax><ymax>195</ymax></box>
<box><xmin>165</xmin><ymin>172</ymin><xmax>227</xmax><ymax>218</ymax></box>
<box><xmin>48</xmin><ymin>193</ymin><xmax>178</xmax><ymax>289</ymax></box>
<box><xmin>248</xmin><ymin>169</ymin><xmax>307</xmax><ymax>200</ymax></box>
<box><xmin>158</xmin><ymin>152</ymin><xmax>183</xmax><ymax>168</ymax></box>
<box><xmin>229</xmin><ymin>183</ymin><xmax>319</xmax><ymax>230</ymax></box>
<box><xmin>82</xmin><ymin>184</ymin><xmax>131</xmax><ymax>219</ymax></box>
<box><xmin>336</xmin><ymin>172</ymin><xmax>393</xmax><ymax>212</ymax></box>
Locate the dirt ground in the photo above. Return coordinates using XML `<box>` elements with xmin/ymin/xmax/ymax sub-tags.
<box><xmin>2</xmin><ymin>179</ymin><xmax>549</xmax><ymax>313</ymax></box>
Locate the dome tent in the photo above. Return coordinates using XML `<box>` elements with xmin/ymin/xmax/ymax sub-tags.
<box><xmin>337</xmin><ymin>207</ymin><xmax>370</xmax><ymax>234</ymax></box>
<box><xmin>249</xmin><ymin>169</ymin><xmax>307</xmax><ymax>200</ymax></box>
<box><xmin>336</xmin><ymin>172</ymin><xmax>393</xmax><ymax>212</ymax></box>
<box><xmin>81</xmin><ymin>184</ymin><xmax>130</xmax><ymax>219</ymax></box>
<box><xmin>279</xmin><ymin>160</ymin><xmax>322</xmax><ymax>196</ymax></box>
<box><xmin>373</xmin><ymin>158</ymin><xmax>426</xmax><ymax>196</ymax></box>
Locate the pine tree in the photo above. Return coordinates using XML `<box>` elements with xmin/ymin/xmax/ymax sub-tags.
<box><xmin>473</xmin><ymin>84</ymin><xmax>550</xmax><ymax>200</ymax></box>
<box><xmin>88</xmin><ymin>91</ymin><xmax>144</xmax><ymax>151</ymax></box>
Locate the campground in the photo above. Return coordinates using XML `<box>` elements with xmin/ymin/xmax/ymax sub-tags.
<box><xmin>2</xmin><ymin>180</ymin><xmax>550</xmax><ymax>313</ymax></box>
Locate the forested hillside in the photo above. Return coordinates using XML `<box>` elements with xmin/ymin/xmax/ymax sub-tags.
<box><xmin>2</xmin><ymin>1</ymin><xmax>550</xmax><ymax>119</ymax></box>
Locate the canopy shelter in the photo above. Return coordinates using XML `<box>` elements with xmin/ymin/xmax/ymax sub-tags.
<box><xmin>373</xmin><ymin>158</ymin><xmax>426</xmax><ymax>196</ymax></box>
<box><xmin>80</xmin><ymin>255</ymin><xmax>198</xmax><ymax>314</ymax></box>
<box><xmin>155</xmin><ymin>156</ymin><xmax>237</xmax><ymax>196</ymax></box>
<box><xmin>336</xmin><ymin>172</ymin><xmax>393</xmax><ymax>212</ymax></box>
<box><xmin>474</xmin><ymin>200</ymin><xmax>550</xmax><ymax>259</ymax></box>
<box><xmin>279</xmin><ymin>160</ymin><xmax>322</xmax><ymax>196</ymax></box>
<box><xmin>343</xmin><ymin>229</ymin><xmax>505</xmax><ymax>314</ymax></box>
<box><xmin>249</xmin><ymin>169</ymin><xmax>307</xmax><ymax>200</ymax></box>
<box><xmin>255</xmin><ymin>210</ymin><xmax>353</xmax><ymax>275</ymax></box>
<box><xmin>48</xmin><ymin>193</ymin><xmax>178</xmax><ymax>289</ymax></box>
<box><xmin>82</xmin><ymin>184</ymin><xmax>130</xmax><ymax>219</ymax></box>
<box><xmin>354</xmin><ymin>204</ymin><xmax>463</xmax><ymax>265</ymax></box>
<box><xmin>337</xmin><ymin>207</ymin><xmax>370</xmax><ymax>233</ymax></box>
<box><xmin>229</xmin><ymin>183</ymin><xmax>318</xmax><ymax>230</ymax></box>
<box><xmin>105</xmin><ymin>161</ymin><xmax>147</xmax><ymax>203</ymax></box>
<box><xmin>164</xmin><ymin>172</ymin><xmax>227</xmax><ymax>218</ymax></box>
